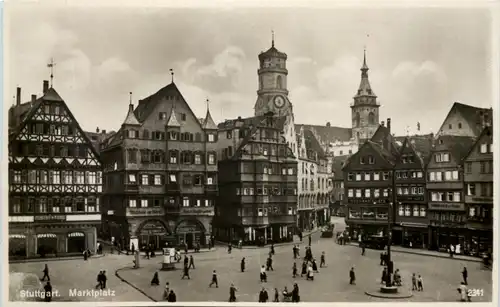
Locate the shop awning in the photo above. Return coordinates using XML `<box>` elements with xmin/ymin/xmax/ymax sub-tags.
<box><xmin>400</xmin><ymin>222</ymin><xmax>428</xmax><ymax>228</ymax></box>
<box><xmin>37</xmin><ymin>233</ymin><xmax>57</xmax><ymax>238</ymax></box>
<box><xmin>68</xmin><ymin>232</ymin><xmax>85</xmax><ymax>237</ymax></box>
<box><xmin>9</xmin><ymin>234</ymin><xmax>26</xmax><ymax>239</ymax></box>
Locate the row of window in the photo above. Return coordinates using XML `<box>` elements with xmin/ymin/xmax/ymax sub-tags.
<box><xmin>347</xmin><ymin>172</ymin><xmax>391</xmax><ymax>181</ymax></box>
<box><xmin>236</xmin><ymin>187</ymin><xmax>297</xmax><ymax>196</ymax></box>
<box><xmin>11</xmin><ymin>170</ymin><xmax>102</xmax><ymax>185</ymax></box>
<box><xmin>434</xmin><ymin>153</ymin><xmax>451</xmax><ymax>163</ymax></box>
<box><xmin>395</xmin><ymin>171</ymin><xmax>424</xmax><ymax>179</ymax></box>
<box><xmin>468</xmin><ymin>205</ymin><xmax>491</xmax><ymax>220</ymax></box>
<box><xmin>15</xmin><ymin>143</ymin><xmax>90</xmax><ymax>158</ymax></box>
<box><xmin>10</xmin><ymin>196</ymin><xmax>99</xmax><ymax>214</ymax></box>
<box><xmin>430</xmin><ymin>191</ymin><xmax>462</xmax><ymax>202</ymax></box>
<box><xmin>41</xmin><ymin>104</ymin><xmax>63</xmax><ymax>116</ymax></box>
<box><xmin>428</xmin><ymin>170</ymin><xmax>460</xmax><ymax>182</ymax></box>
<box><xmin>256</xmin><ymin>207</ymin><xmax>296</xmax><ymax>217</ymax></box>
<box><xmin>348</xmin><ymin>207</ymin><xmax>389</xmax><ymax>220</ymax></box>
<box><xmin>347</xmin><ymin>188</ymin><xmax>390</xmax><ymax>198</ymax></box>
<box><xmin>240</xmin><ymin>162</ymin><xmax>296</xmax><ymax>176</ymax></box>
<box><xmin>359</xmin><ymin>155</ymin><xmax>375</xmax><ymax>165</ymax></box>
<box><xmin>300</xmin><ymin>177</ymin><xmax>331</xmax><ymax>192</ymax></box>
<box><xmin>428</xmin><ymin>211</ymin><xmax>466</xmax><ymax>223</ymax></box>
<box><xmin>125</xmin><ymin>129</ymin><xmax>217</xmax><ymax>143</ymax></box>
<box><xmin>126</xmin><ymin>149</ymin><xmax>217</xmax><ymax>165</ymax></box>
<box><xmin>27</xmin><ymin>122</ymin><xmax>75</xmax><ymax>136</ymax></box>
<box><xmin>398</xmin><ymin>204</ymin><xmax>427</xmax><ymax>217</ymax></box>
<box><xmin>465</xmin><ymin>161</ymin><xmax>494</xmax><ymax>174</ymax></box>
<box><xmin>127</xmin><ymin>173</ymin><xmax>215</xmax><ymax>185</ymax></box>
<box><xmin>241</xmin><ymin>143</ymin><xmax>292</xmax><ymax>158</ymax></box>
<box><xmin>128</xmin><ymin>198</ymin><xmax>213</xmax><ymax>208</ymax></box>
<box><xmin>400</xmin><ymin>154</ymin><xmax>416</xmax><ymax>164</ymax></box>
<box><xmin>466</xmin><ymin>183</ymin><xmax>494</xmax><ymax>197</ymax></box>
<box><xmin>396</xmin><ymin>186</ymin><xmax>425</xmax><ymax>196</ymax></box>
<box><xmin>479</xmin><ymin>143</ymin><xmax>493</xmax><ymax>154</ymax></box>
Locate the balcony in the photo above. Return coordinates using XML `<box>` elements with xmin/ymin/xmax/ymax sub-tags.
<box><xmin>166</xmin><ymin>183</ymin><xmax>180</xmax><ymax>193</ymax></box>
<box><xmin>269</xmin><ymin>215</ymin><xmax>296</xmax><ymax>224</ymax></box>
<box><xmin>242</xmin><ymin>216</ymin><xmax>269</xmax><ymax>225</ymax></box>
<box><xmin>205</xmin><ymin>184</ymin><xmax>218</xmax><ymax>194</ymax></box>
<box><xmin>126</xmin><ymin>207</ymin><xmax>165</xmax><ymax>217</ymax></box>
<box><xmin>179</xmin><ymin>206</ymin><xmax>214</xmax><ymax>216</ymax></box>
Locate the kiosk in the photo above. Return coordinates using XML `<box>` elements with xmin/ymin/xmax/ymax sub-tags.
<box><xmin>161</xmin><ymin>248</ymin><xmax>176</xmax><ymax>271</ymax></box>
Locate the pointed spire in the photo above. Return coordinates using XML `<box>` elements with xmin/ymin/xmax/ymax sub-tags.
<box><xmin>203</xmin><ymin>98</ymin><xmax>218</xmax><ymax>130</ymax></box>
<box><xmin>122</xmin><ymin>92</ymin><xmax>140</xmax><ymax>125</ymax></box>
<box><xmin>354</xmin><ymin>48</ymin><xmax>375</xmax><ymax>97</ymax></box>
<box><xmin>362</xmin><ymin>47</ymin><xmax>368</xmax><ymax>71</ymax></box>
<box><xmin>166</xmin><ymin>102</ymin><xmax>180</xmax><ymax>127</ymax></box>
<box><xmin>170</xmin><ymin>68</ymin><xmax>174</xmax><ymax>84</ymax></box>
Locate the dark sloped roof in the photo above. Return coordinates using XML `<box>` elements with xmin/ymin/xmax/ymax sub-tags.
<box><xmin>370</xmin><ymin>125</ymin><xmax>400</xmax><ymax>156</ymax></box>
<box><xmin>295</xmin><ymin>124</ymin><xmax>352</xmax><ymax>143</ymax></box>
<box><xmin>395</xmin><ymin>134</ymin><xmax>434</xmax><ymax>166</ymax></box>
<box><xmin>259</xmin><ymin>45</ymin><xmax>287</xmax><ymax>59</ymax></box>
<box><xmin>368</xmin><ymin>140</ymin><xmax>398</xmax><ymax>165</ymax></box>
<box><xmin>332</xmin><ymin>155</ymin><xmax>349</xmax><ymax>179</ymax></box>
<box><xmin>438</xmin><ymin>102</ymin><xmax>493</xmax><ymax>137</ymax></box>
<box><xmin>433</xmin><ymin>135</ymin><xmax>476</xmax><ymax>163</ymax></box>
<box><xmin>464</xmin><ymin>125</ymin><xmax>493</xmax><ymax>160</ymax></box>
<box><xmin>85</xmin><ymin>131</ymin><xmax>116</xmax><ymax>152</ymax></box>
<box><xmin>303</xmin><ymin>129</ymin><xmax>326</xmax><ymax>159</ymax></box>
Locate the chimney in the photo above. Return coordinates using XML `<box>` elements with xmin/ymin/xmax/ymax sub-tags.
<box><xmin>43</xmin><ymin>80</ymin><xmax>49</xmax><ymax>94</ymax></box>
<box><xmin>381</xmin><ymin>121</ymin><xmax>385</xmax><ymax>127</ymax></box>
<box><xmin>31</xmin><ymin>94</ymin><xmax>37</xmax><ymax>103</ymax></box>
<box><xmin>96</xmin><ymin>127</ymin><xmax>100</xmax><ymax>133</ymax></box>
<box><xmin>387</xmin><ymin>118</ymin><xmax>391</xmax><ymax>133</ymax></box>
<box><xmin>102</xmin><ymin>129</ymin><xmax>107</xmax><ymax>134</ymax></box>
<box><xmin>16</xmin><ymin>87</ymin><xmax>22</xmax><ymax>106</ymax></box>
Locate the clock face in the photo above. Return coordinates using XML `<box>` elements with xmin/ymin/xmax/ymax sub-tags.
<box><xmin>274</xmin><ymin>95</ymin><xmax>285</xmax><ymax>109</ymax></box>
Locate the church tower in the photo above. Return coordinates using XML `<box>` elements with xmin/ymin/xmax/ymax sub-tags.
<box><xmin>351</xmin><ymin>50</ymin><xmax>380</xmax><ymax>144</ymax></box>
<box><xmin>254</xmin><ymin>33</ymin><xmax>293</xmax><ymax>117</ymax></box>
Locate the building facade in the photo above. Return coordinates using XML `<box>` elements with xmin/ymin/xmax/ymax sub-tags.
<box><xmin>101</xmin><ymin>83</ymin><xmax>217</xmax><ymax>250</ymax></box>
<box><xmin>435</xmin><ymin>102</ymin><xmax>493</xmax><ymax>138</ymax></box>
<box><xmin>426</xmin><ymin>135</ymin><xmax>475</xmax><ymax>251</ymax></box>
<box><xmin>330</xmin><ymin>156</ymin><xmax>348</xmax><ymax>216</ymax></box>
<box><xmin>463</xmin><ymin>126</ymin><xmax>493</xmax><ymax>255</ymax></box>
<box><xmin>343</xmin><ymin>123</ymin><xmax>398</xmax><ymax>238</ymax></box>
<box><xmin>392</xmin><ymin>136</ymin><xmax>432</xmax><ymax>248</ymax></box>
<box><xmin>215</xmin><ymin>113</ymin><xmax>298</xmax><ymax>245</ymax></box>
<box><xmin>8</xmin><ymin>81</ymin><xmax>102</xmax><ymax>258</ymax></box>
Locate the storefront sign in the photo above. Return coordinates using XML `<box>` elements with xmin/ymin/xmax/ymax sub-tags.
<box><xmin>176</xmin><ymin>220</ymin><xmax>203</xmax><ymax>234</ymax></box>
<box><xmin>139</xmin><ymin>221</ymin><xmax>168</xmax><ymax>236</ymax></box>
<box><xmin>127</xmin><ymin>208</ymin><xmax>164</xmax><ymax>216</ymax></box>
<box><xmin>34</xmin><ymin>215</ymin><xmax>66</xmax><ymax>222</ymax></box>
<box><xmin>471</xmin><ymin>197</ymin><xmax>493</xmax><ymax>202</ymax></box>
<box><xmin>180</xmin><ymin>207</ymin><xmax>214</xmax><ymax>216</ymax></box>
<box><xmin>428</xmin><ymin>203</ymin><xmax>465</xmax><ymax>211</ymax></box>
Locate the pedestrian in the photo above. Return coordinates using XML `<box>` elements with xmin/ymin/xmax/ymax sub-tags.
<box><xmin>258</xmin><ymin>287</ymin><xmax>269</xmax><ymax>303</ymax></box>
<box><xmin>209</xmin><ymin>270</ymin><xmax>218</xmax><ymax>288</ymax></box>
<box><xmin>228</xmin><ymin>243</ymin><xmax>232</xmax><ymax>254</ymax></box>
<box><xmin>293</xmin><ymin>245</ymin><xmax>297</xmax><ymax>259</ymax></box>
<box><xmin>270</xmin><ymin>244</ymin><xmax>275</xmax><ymax>255</ymax></box>
<box><xmin>41</xmin><ymin>264</ymin><xmax>50</xmax><ymax>281</ymax></box>
<box><xmin>229</xmin><ymin>283</ymin><xmax>237</xmax><ymax>302</ymax></box>
<box><xmin>188</xmin><ymin>255</ymin><xmax>195</xmax><ymax>269</ymax></box>
<box><xmin>292</xmin><ymin>262</ymin><xmax>297</xmax><ymax>278</ymax></box>
<box><xmin>411</xmin><ymin>273</ymin><xmax>417</xmax><ymax>291</ymax></box>
<box><xmin>320</xmin><ymin>252</ymin><xmax>326</xmax><ymax>268</ymax></box>
<box><xmin>417</xmin><ymin>275</ymin><xmax>423</xmax><ymax>291</ymax></box>
<box><xmin>83</xmin><ymin>249</ymin><xmax>88</xmax><ymax>261</ymax></box>
<box><xmin>274</xmin><ymin>288</ymin><xmax>279</xmax><ymax>302</ymax></box>
<box><xmin>266</xmin><ymin>256</ymin><xmax>273</xmax><ymax>271</ymax></box>
<box><xmin>349</xmin><ymin>267</ymin><xmax>356</xmax><ymax>285</ymax></box>
<box><xmin>299</xmin><ymin>232</ymin><xmax>303</xmax><ymax>242</ymax></box>
<box><xmin>361</xmin><ymin>242</ymin><xmax>366</xmax><ymax>256</ymax></box>
<box><xmin>167</xmin><ymin>290</ymin><xmax>177</xmax><ymax>302</ymax></box>
<box><xmin>131</xmin><ymin>242</ymin><xmax>135</xmax><ymax>254</ymax></box>
<box><xmin>449</xmin><ymin>244</ymin><xmax>455</xmax><ymax>258</ymax></box>
<box><xmin>151</xmin><ymin>272</ymin><xmax>160</xmax><ymax>286</ymax></box>
<box><xmin>101</xmin><ymin>271</ymin><xmax>107</xmax><ymax>289</ymax></box>
<box><xmin>301</xmin><ymin>261</ymin><xmax>307</xmax><ymax>277</ymax></box>
<box><xmin>184</xmin><ymin>255</ymin><xmax>189</xmax><ymax>268</ymax></box>
<box><xmin>381</xmin><ymin>267</ymin><xmax>387</xmax><ymax>284</ymax></box>
<box><xmin>181</xmin><ymin>265</ymin><xmax>190</xmax><ymax>279</ymax></box>
<box><xmin>241</xmin><ymin>257</ymin><xmax>246</xmax><ymax>273</ymax></box>
<box><xmin>292</xmin><ymin>283</ymin><xmax>300</xmax><ymax>302</ymax></box>
<box><xmin>163</xmin><ymin>282</ymin><xmax>170</xmax><ymax>300</ymax></box>
<box><xmin>95</xmin><ymin>271</ymin><xmax>103</xmax><ymax>289</ymax></box>
<box><xmin>308</xmin><ymin>235</ymin><xmax>312</xmax><ymax>246</ymax></box>
<box><xmin>306</xmin><ymin>264</ymin><xmax>314</xmax><ymax>281</ymax></box>
<box><xmin>458</xmin><ymin>282</ymin><xmax>470</xmax><ymax>302</ymax></box>
<box><xmin>260</xmin><ymin>265</ymin><xmax>267</xmax><ymax>282</ymax></box>
<box><xmin>184</xmin><ymin>242</ymin><xmax>188</xmax><ymax>254</ymax></box>
<box><xmin>462</xmin><ymin>267</ymin><xmax>468</xmax><ymax>285</ymax></box>
<box><xmin>312</xmin><ymin>259</ymin><xmax>318</xmax><ymax>272</ymax></box>
<box><xmin>44</xmin><ymin>281</ymin><xmax>52</xmax><ymax>302</ymax></box>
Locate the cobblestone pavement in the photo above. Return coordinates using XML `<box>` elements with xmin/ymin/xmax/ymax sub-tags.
<box><xmin>118</xmin><ymin>228</ymin><xmax>493</xmax><ymax>302</ymax></box>
<box><xmin>9</xmin><ymin>254</ymin><xmax>146</xmax><ymax>302</ymax></box>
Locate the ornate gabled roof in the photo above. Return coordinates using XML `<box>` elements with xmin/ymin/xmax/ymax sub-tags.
<box><xmin>464</xmin><ymin>125</ymin><xmax>493</xmax><ymax>161</ymax></box>
<box><xmin>394</xmin><ymin>134</ymin><xmax>434</xmax><ymax>167</ymax></box>
<box><xmin>43</xmin><ymin>87</ymin><xmax>64</xmax><ymax>102</ymax></box>
<box><xmin>258</xmin><ymin>38</ymin><xmax>287</xmax><ymax>60</ymax></box>
<box><xmin>354</xmin><ymin>50</ymin><xmax>376</xmax><ymax>98</ymax></box>
<box><xmin>432</xmin><ymin>135</ymin><xmax>476</xmax><ymax>164</ymax></box>
<box><xmin>203</xmin><ymin>107</ymin><xmax>218</xmax><ymax>130</ymax></box>
<box><xmin>437</xmin><ymin>102</ymin><xmax>493</xmax><ymax>137</ymax></box>
<box><xmin>123</xmin><ymin>103</ymin><xmax>140</xmax><ymax>126</ymax></box>
<box><xmin>166</xmin><ymin>106</ymin><xmax>180</xmax><ymax>127</ymax></box>
<box><xmin>303</xmin><ymin>129</ymin><xmax>327</xmax><ymax>160</ymax></box>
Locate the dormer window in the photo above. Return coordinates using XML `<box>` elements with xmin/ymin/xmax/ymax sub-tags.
<box><xmin>360</xmin><ymin>157</ymin><xmax>366</xmax><ymax>164</ymax></box>
<box><xmin>208</xmin><ymin>133</ymin><xmax>215</xmax><ymax>142</ymax></box>
<box><xmin>368</xmin><ymin>155</ymin><xmax>375</xmax><ymax>164</ymax></box>
<box><xmin>169</xmin><ymin>131</ymin><xmax>178</xmax><ymax>140</ymax></box>
<box><xmin>159</xmin><ymin>112</ymin><xmax>167</xmax><ymax>120</ymax></box>
<box><xmin>128</xmin><ymin>130</ymin><xmax>137</xmax><ymax>139</ymax></box>
<box><xmin>458</xmin><ymin>122</ymin><xmax>462</xmax><ymax>129</ymax></box>
<box><xmin>435</xmin><ymin>153</ymin><xmax>450</xmax><ymax>163</ymax></box>
<box><xmin>448</xmin><ymin>124</ymin><xmax>452</xmax><ymax>129</ymax></box>
<box><xmin>181</xmin><ymin>113</ymin><xmax>187</xmax><ymax>121</ymax></box>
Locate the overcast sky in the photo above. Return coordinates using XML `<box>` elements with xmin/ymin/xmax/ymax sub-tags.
<box><xmin>6</xmin><ymin>4</ymin><xmax>493</xmax><ymax>135</ymax></box>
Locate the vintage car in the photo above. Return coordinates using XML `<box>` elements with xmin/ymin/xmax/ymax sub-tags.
<box><xmin>320</xmin><ymin>225</ymin><xmax>335</xmax><ymax>238</ymax></box>
<box><xmin>364</xmin><ymin>235</ymin><xmax>388</xmax><ymax>250</ymax></box>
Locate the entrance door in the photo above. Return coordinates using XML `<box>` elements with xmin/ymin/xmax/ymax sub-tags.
<box><xmin>37</xmin><ymin>234</ymin><xmax>58</xmax><ymax>256</ymax></box>
<box><xmin>67</xmin><ymin>232</ymin><xmax>86</xmax><ymax>253</ymax></box>
<box><xmin>186</xmin><ymin>233</ymin><xmax>194</xmax><ymax>249</ymax></box>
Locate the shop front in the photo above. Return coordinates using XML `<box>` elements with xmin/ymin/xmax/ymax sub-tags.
<box><xmin>136</xmin><ymin>219</ymin><xmax>171</xmax><ymax>250</ymax></box>
<box><xmin>9</xmin><ymin>234</ymin><xmax>27</xmax><ymax>257</ymax></box>
<box><xmin>396</xmin><ymin>223</ymin><xmax>429</xmax><ymax>249</ymax></box>
<box><xmin>175</xmin><ymin>219</ymin><xmax>206</xmax><ymax>249</ymax></box>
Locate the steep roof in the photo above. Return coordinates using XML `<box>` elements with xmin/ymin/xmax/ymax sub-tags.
<box><xmin>437</xmin><ymin>102</ymin><xmax>492</xmax><ymax>137</ymax></box>
<box><xmin>368</xmin><ymin>140</ymin><xmax>398</xmax><ymax>165</ymax></box>
<box><xmin>122</xmin><ymin>104</ymin><xmax>140</xmax><ymax>126</ymax></box>
<box><xmin>258</xmin><ymin>43</ymin><xmax>287</xmax><ymax>60</ymax></box>
<box><xmin>464</xmin><ymin>125</ymin><xmax>493</xmax><ymax>160</ymax></box>
<box><xmin>394</xmin><ymin>134</ymin><xmax>434</xmax><ymax>166</ymax></box>
<box><xmin>331</xmin><ymin>155</ymin><xmax>349</xmax><ymax>180</ymax></box>
<box><xmin>203</xmin><ymin>108</ymin><xmax>218</xmax><ymax>130</ymax></box>
<box><xmin>433</xmin><ymin>135</ymin><xmax>476</xmax><ymax>163</ymax></box>
<box><xmin>370</xmin><ymin>125</ymin><xmax>400</xmax><ymax>156</ymax></box>
<box><xmin>355</xmin><ymin>51</ymin><xmax>376</xmax><ymax>98</ymax></box>
<box><xmin>294</xmin><ymin>124</ymin><xmax>352</xmax><ymax>143</ymax></box>
<box><xmin>303</xmin><ymin>129</ymin><xmax>326</xmax><ymax>159</ymax></box>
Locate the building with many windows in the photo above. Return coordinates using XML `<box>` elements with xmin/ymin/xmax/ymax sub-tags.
<box><xmin>101</xmin><ymin>82</ymin><xmax>217</xmax><ymax>250</ymax></box>
<box><xmin>8</xmin><ymin>81</ymin><xmax>103</xmax><ymax>258</ymax></box>
<box><xmin>391</xmin><ymin>135</ymin><xmax>433</xmax><ymax>248</ymax></box>
<box><xmin>215</xmin><ymin>112</ymin><xmax>298</xmax><ymax>245</ymax></box>
<box><xmin>330</xmin><ymin>155</ymin><xmax>348</xmax><ymax>216</ymax></box>
<box><xmin>426</xmin><ymin>135</ymin><xmax>475</xmax><ymax>251</ymax></box>
<box><xmin>463</xmin><ymin>126</ymin><xmax>493</xmax><ymax>255</ymax></box>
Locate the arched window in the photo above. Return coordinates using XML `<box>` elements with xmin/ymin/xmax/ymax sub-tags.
<box><xmin>276</xmin><ymin>76</ymin><xmax>283</xmax><ymax>89</ymax></box>
<box><xmin>354</xmin><ymin>112</ymin><xmax>360</xmax><ymax>127</ymax></box>
<box><xmin>368</xmin><ymin>112</ymin><xmax>375</xmax><ymax>125</ymax></box>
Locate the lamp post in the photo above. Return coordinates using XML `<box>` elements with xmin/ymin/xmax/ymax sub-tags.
<box><xmin>385</xmin><ymin>187</ymin><xmax>397</xmax><ymax>288</ymax></box>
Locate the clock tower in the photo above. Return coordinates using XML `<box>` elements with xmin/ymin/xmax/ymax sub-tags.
<box><xmin>254</xmin><ymin>35</ymin><xmax>293</xmax><ymax>117</ymax></box>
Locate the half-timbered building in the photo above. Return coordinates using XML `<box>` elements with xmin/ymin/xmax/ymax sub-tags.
<box><xmin>101</xmin><ymin>82</ymin><xmax>217</xmax><ymax>250</ymax></box>
<box><xmin>8</xmin><ymin>81</ymin><xmax>102</xmax><ymax>258</ymax></box>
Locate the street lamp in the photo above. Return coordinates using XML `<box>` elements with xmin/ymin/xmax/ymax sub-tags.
<box><xmin>384</xmin><ymin>187</ymin><xmax>397</xmax><ymax>288</ymax></box>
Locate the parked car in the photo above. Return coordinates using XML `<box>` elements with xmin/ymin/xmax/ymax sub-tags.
<box><xmin>320</xmin><ymin>225</ymin><xmax>335</xmax><ymax>238</ymax></box>
<box><xmin>364</xmin><ymin>235</ymin><xmax>388</xmax><ymax>250</ymax></box>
